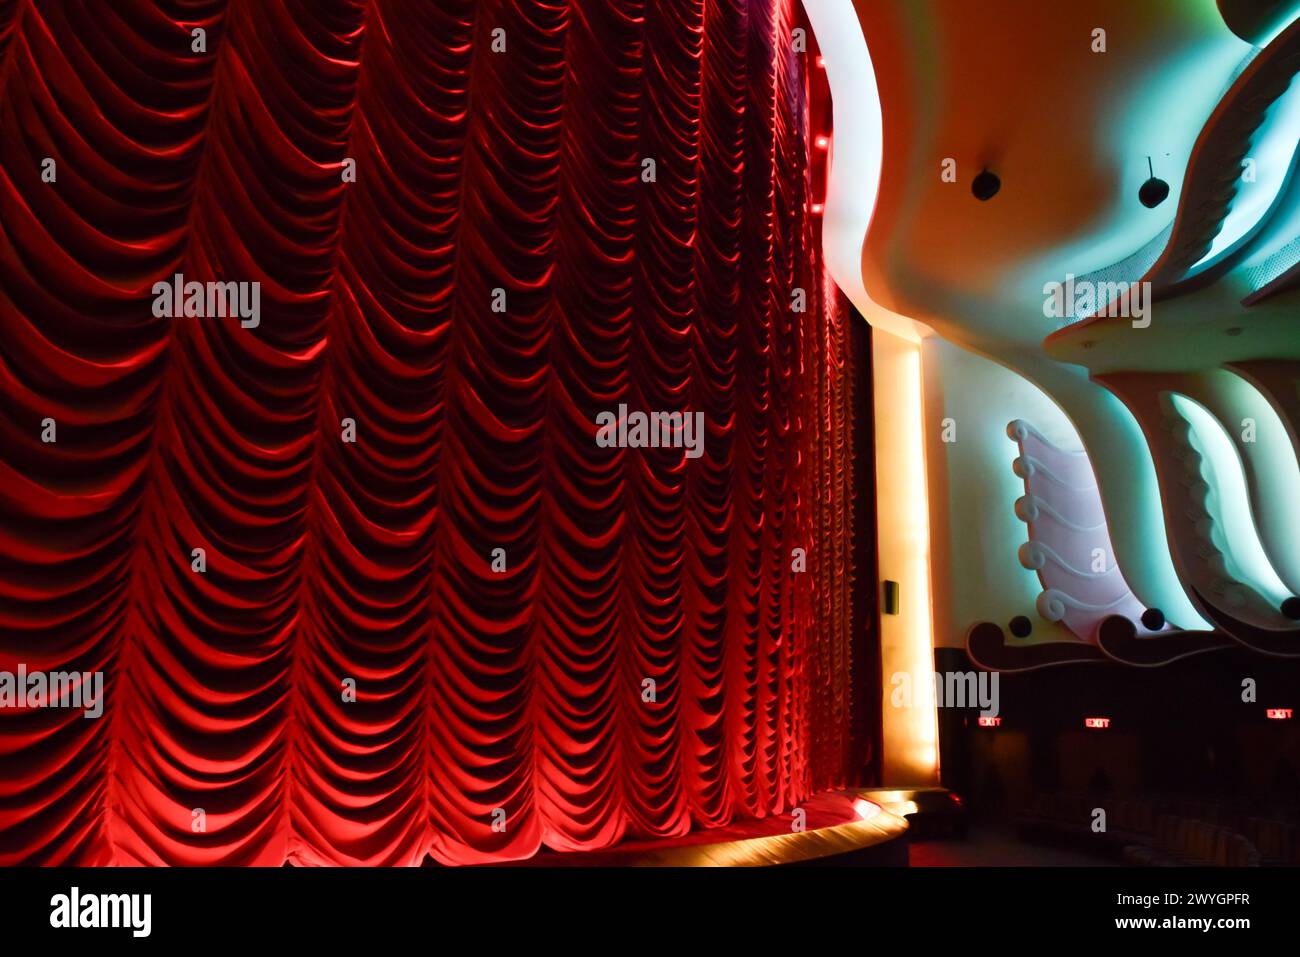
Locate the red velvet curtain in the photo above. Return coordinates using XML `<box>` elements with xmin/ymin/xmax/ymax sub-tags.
<box><xmin>0</xmin><ymin>0</ymin><xmax>857</xmax><ymax>865</ymax></box>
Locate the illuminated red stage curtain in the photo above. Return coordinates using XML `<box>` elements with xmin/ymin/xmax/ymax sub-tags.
<box><xmin>0</xmin><ymin>0</ymin><xmax>857</xmax><ymax>864</ymax></box>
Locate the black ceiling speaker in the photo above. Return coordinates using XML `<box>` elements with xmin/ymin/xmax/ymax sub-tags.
<box><xmin>1139</xmin><ymin>157</ymin><xmax>1169</xmax><ymax>208</ymax></box>
<box><xmin>1282</xmin><ymin>596</ymin><xmax>1300</xmax><ymax>620</ymax></box>
<box><xmin>1141</xmin><ymin>607</ymin><xmax>1166</xmax><ymax>630</ymax></box>
<box><xmin>972</xmin><ymin>169</ymin><xmax>1001</xmax><ymax>201</ymax></box>
<box><xmin>1008</xmin><ymin>615</ymin><xmax>1032</xmax><ymax>638</ymax></box>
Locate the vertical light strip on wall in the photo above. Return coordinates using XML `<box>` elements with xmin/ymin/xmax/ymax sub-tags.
<box><xmin>873</xmin><ymin>331</ymin><xmax>940</xmax><ymax>784</ymax></box>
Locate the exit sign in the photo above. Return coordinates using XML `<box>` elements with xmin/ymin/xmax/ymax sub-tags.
<box><xmin>977</xmin><ymin>716</ymin><xmax>1001</xmax><ymax>728</ymax></box>
<box><xmin>1266</xmin><ymin>708</ymin><xmax>1293</xmax><ymax>720</ymax></box>
<box><xmin>1084</xmin><ymin>717</ymin><xmax>1110</xmax><ymax>729</ymax></box>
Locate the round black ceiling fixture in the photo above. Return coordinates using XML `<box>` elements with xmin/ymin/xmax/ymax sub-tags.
<box><xmin>1139</xmin><ymin>156</ymin><xmax>1169</xmax><ymax>208</ymax></box>
<box><xmin>1140</xmin><ymin>607</ymin><xmax>1166</xmax><ymax>630</ymax></box>
<box><xmin>972</xmin><ymin>169</ymin><xmax>1001</xmax><ymax>201</ymax></box>
<box><xmin>1008</xmin><ymin>615</ymin><xmax>1032</xmax><ymax>638</ymax></box>
<box><xmin>1282</xmin><ymin>596</ymin><xmax>1300</xmax><ymax>620</ymax></box>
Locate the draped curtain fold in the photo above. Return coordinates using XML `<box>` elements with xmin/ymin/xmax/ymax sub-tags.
<box><xmin>0</xmin><ymin>0</ymin><xmax>858</xmax><ymax>865</ymax></box>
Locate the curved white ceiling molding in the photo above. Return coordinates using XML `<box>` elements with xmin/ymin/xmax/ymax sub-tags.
<box><xmin>1170</xmin><ymin>392</ymin><xmax>1292</xmax><ymax>606</ymax></box>
<box><xmin>1008</xmin><ymin>418</ymin><xmax>1158</xmax><ymax>641</ymax></box>
<box><xmin>1190</xmin><ymin>72</ymin><xmax>1300</xmax><ymax>274</ymax></box>
<box><xmin>802</xmin><ymin>0</ymin><xmax>923</xmax><ymax>343</ymax></box>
